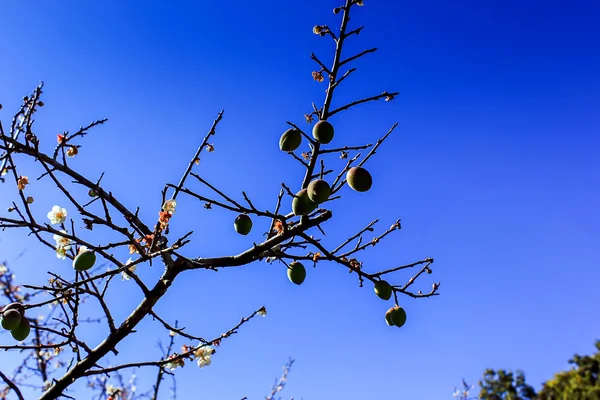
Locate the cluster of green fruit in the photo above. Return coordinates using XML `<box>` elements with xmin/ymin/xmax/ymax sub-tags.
<box><xmin>374</xmin><ymin>280</ymin><xmax>407</xmax><ymax>328</ymax></box>
<box><xmin>1</xmin><ymin>303</ymin><xmax>31</xmax><ymax>341</ymax></box>
<box><xmin>72</xmin><ymin>249</ymin><xmax>96</xmax><ymax>271</ymax></box>
<box><xmin>280</xmin><ymin>120</ymin><xmax>373</xmax><ymax>217</ymax></box>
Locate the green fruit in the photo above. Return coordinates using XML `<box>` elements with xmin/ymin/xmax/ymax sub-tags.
<box><xmin>306</xmin><ymin>179</ymin><xmax>331</xmax><ymax>204</ymax></box>
<box><xmin>73</xmin><ymin>250</ymin><xmax>96</xmax><ymax>271</ymax></box>
<box><xmin>312</xmin><ymin>120</ymin><xmax>334</xmax><ymax>144</ymax></box>
<box><xmin>374</xmin><ymin>280</ymin><xmax>392</xmax><ymax>301</ymax></box>
<box><xmin>287</xmin><ymin>261</ymin><xmax>306</xmax><ymax>285</ymax></box>
<box><xmin>292</xmin><ymin>189</ymin><xmax>317</xmax><ymax>216</ymax></box>
<box><xmin>346</xmin><ymin>167</ymin><xmax>372</xmax><ymax>192</ymax></box>
<box><xmin>11</xmin><ymin>318</ymin><xmax>30</xmax><ymax>341</ymax></box>
<box><xmin>279</xmin><ymin>128</ymin><xmax>302</xmax><ymax>152</ymax></box>
<box><xmin>234</xmin><ymin>214</ymin><xmax>252</xmax><ymax>235</ymax></box>
<box><xmin>1</xmin><ymin>309</ymin><xmax>22</xmax><ymax>331</ymax></box>
<box><xmin>390</xmin><ymin>306</ymin><xmax>407</xmax><ymax>328</ymax></box>
<box><xmin>2</xmin><ymin>302</ymin><xmax>25</xmax><ymax>315</ymax></box>
<box><xmin>88</xmin><ymin>188</ymin><xmax>98</xmax><ymax>197</ymax></box>
<box><xmin>385</xmin><ymin>308</ymin><xmax>395</xmax><ymax>326</ymax></box>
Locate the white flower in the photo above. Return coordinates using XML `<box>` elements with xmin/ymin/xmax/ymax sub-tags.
<box><xmin>194</xmin><ymin>345</ymin><xmax>214</xmax><ymax>368</ymax></box>
<box><xmin>162</xmin><ymin>199</ymin><xmax>176</xmax><ymax>214</ymax></box>
<box><xmin>56</xmin><ymin>247</ymin><xmax>68</xmax><ymax>260</ymax></box>
<box><xmin>53</xmin><ymin>230</ymin><xmax>71</xmax><ymax>260</ymax></box>
<box><xmin>0</xmin><ymin>264</ymin><xmax>7</xmax><ymax>275</ymax></box>
<box><xmin>164</xmin><ymin>356</ymin><xmax>184</xmax><ymax>371</ymax></box>
<box><xmin>121</xmin><ymin>258</ymin><xmax>137</xmax><ymax>280</ymax></box>
<box><xmin>105</xmin><ymin>384</ymin><xmax>120</xmax><ymax>396</ymax></box>
<box><xmin>53</xmin><ymin>230</ymin><xmax>71</xmax><ymax>248</ymax></box>
<box><xmin>47</xmin><ymin>206</ymin><xmax>67</xmax><ymax>225</ymax></box>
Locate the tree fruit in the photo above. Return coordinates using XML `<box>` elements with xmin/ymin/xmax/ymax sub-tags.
<box><xmin>292</xmin><ymin>189</ymin><xmax>317</xmax><ymax>216</ymax></box>
<box><xmin>385</xmin><ymin>306</ymin><xmax>407</xmax><ymax>328</ymax></box>
<box><xmin>312</xmin><ymin>120</ymin><xmax>334</xmax><ymax>144</ymax></box>
<box><xmin>287</xmin><ymin>262</ymin><xmax>306</xmax><ymax>285</ymax></box>
<box><xmin>385</xmin><ymin>308</ymin><xmax>395</xmax><ymax>326</ymax></box>
<box><xmin>1</xmin><ymin>309</ymin><xmax>22</xmax><ymax>331</ymax></box>
<box><xmin>2</xmin><ymin>302</ymin><xmax>25</xmax><ymax>315</ymax></box>
<box><xmin>11</xmin><ymin>317</ymin><xmax>30</xmax><ymax>341</ymax></box>
<box><xmin>279</xmin><ymin>128</ymin><xmax>302</xmax><ymax>152</ymax></box>
<box><xmin>346</xmin><ymin>167</ymin><xmax>372</xmax><ymax>192</ymax></box>
<box><xmin>73</xmin><ymin>250</ymin><xmax>96</xmax><ymax>271</ymax></box>
<box><xmin>88</xmin><ymin>188</ymin><xmax>98</xmax><ymax>197</ymax></box>
<box><xmin>307</xmin><ymin>179</ymin><xmax>331</xmax><ymax>204</ymax></box>
<box><xmin>234</xmin><ymin>214</ymin><xmax>252</xmax><ymax>235</ymax></box>
<box><xmin>374</xmin><ymin>280</ymin><xmax>392</xmax><ymax>300</ymax></box>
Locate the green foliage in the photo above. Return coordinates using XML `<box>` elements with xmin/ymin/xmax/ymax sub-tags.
<box><xmin>538</xmin><ymin>340</ymin><xmax>600</xmax><ymax>400</ymax></box>
<box><xmin>478</xmin><ymin>369</ymin><xmax>537</xmax><ymax>400</ymax></box>
<box><xmin>470</xmin><ymin>340</ymin><xmax>600</xmax><ymax>400</ymax></box>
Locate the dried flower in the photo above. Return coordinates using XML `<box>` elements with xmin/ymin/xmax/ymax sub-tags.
<box><xmin>66</xmin><ymin>146</ymin><xmax>78</xmax><ymax>157</ymax></box>
<box><xmin>312</xmin><ymin>71</ymin><xmax>325</xmax><ymax>82</ymax></box>
<box><xmin>57</xmin><ymin>134</ymin><xmax>66</xmax><ymax>144</ymax></box>
<box><xmin>313</xmin><ymin>25</ymin><xmax>323</xmax><ymax>35</ymax></box>
<box><xmin>273</xmin><ymin>220</ymin><xmax>284</xmax><ymax>234</ymax></box>
<box><xmin>258</xmin><ymin>306</ymin><xmax>267</xmax><ymax>317</ymax></box>
<box><xmin>206</xmin><ymin>143</ymin><xmax>214</xmax><ymax>152</ymax></box>
<box><xmin>17</xmin><ymin>175</ymin><xmax>29</xmax><ymax>190</ymax></box>
<box><xmin>47</xmin><ymin>206</ymin><xmax>68</xmax><ymax>225</ymax></box>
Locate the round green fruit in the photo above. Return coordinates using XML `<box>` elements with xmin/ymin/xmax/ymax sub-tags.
<box><xmin>88</xmin><ymin>188</ymin><xmax>98</xmax><ymax>197</ymax></box>
<box><xmin>346</xmin><ymin>167</ymin><xmax>372</xmax><ymax>192</ymax></box>
<box><xmin>73</xmin><ymin>250</ymin><xmax>96</xmax><ymax>271</ymax></box>
<box><xmin>279</xmin><ymin>128</ymin><xmax>302</xmax><ymax>152</ymax></box>
<box><xmin>374</xmin><ymin>280</ymin><xmax>392</xmax><ymax>301</ymax></box>
<box><xmin>11</xmin><ymin>318</ymin><xmax>30</xmax><ymax>341</ymax></box>
<box><xmin>234</xmin><ymin>214</ymin><xmax>252</xmax><ymax>235</ymax></box>
<box><xmin>2</xmin><ymin>302</ymin><xmax>25</xmax><ymax>315</ymax></box>
<box><xmin>1</xmin><ymin>309</ymin><xmax>22</xmax><ymax>331</ymax></box>
<box><xmin>287</xmin><ymin>262</ymin><xmax>306</xmax><ymax>285</ymax></box>
<box><xmin>390</xmin><ymin>306</ymin><xmax>407</xmax><ymax>328</ymax></box>
<box><xmin>312</xmin><ymin>120</ymin><xmax>334</xmax><ymax>144</ymax></box>
<box><xmin>385</xmin><ymin>308</ymin><xmax>395</xmax><ymax>327</ymax></box>
<box><xmin>307</xmin><ymin>179</ymin><xmax>331</xmax><ymax>204</ymax></box>
<box><xmin>292</xmin><ymin>189</ymin><xmax>317</xmax><ymax>216</ymax></box>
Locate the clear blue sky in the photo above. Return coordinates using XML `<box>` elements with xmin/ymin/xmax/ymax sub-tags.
<box><xmin>1</xmin><ymin>0</ymin><xmax>599</xmax><ymax>399</ymax></box>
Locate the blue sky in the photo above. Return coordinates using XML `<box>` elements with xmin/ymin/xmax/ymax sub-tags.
<box><xmin>1</xmin><ymin>0</ymin><xmax>599</xmax><ymax>399</ymax></box>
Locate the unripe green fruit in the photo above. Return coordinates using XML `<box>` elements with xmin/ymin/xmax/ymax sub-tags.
<box><xmin>312</xmin><ymin>120</ymin><xmax>334</xmax><ymax>144</ymax></box>
<box><xmin>73</xmin><ymin>250</ymin><xmax>96</xmax><ymax>271</ymax></box>
<box><xmin>11</xmin><ymin>318</ymin><xmax>30</xmax><ymax>341</ymax></box>
<box><xmin>385</xmin><ymin>307</ymin><xmax>395</xmax><ymax>326</ymax></box>
<box><xmin>234</xmin><ymin>214</ymin><xmax>252</xmax><ymax>235</ymax></box>
<box><xmin>279</xmin><ymin>128</ymin><xmax>302</xmax><ymax>152</ymax></box>
<box><xmin>374</xmin><ymin>280</ymin><xmax>392</xmax><ymax>300</ymax></box>
<box><xmin>2</xmin><ymin>302</ymin><xmax>25</xmax><ymax>315</ymax></box>
<box><xmin>88</xmin><ymin>188</ymin><xmax>98</xmax><ymax>197</ymax></box>
<box><xmin>346</xmin><ymin>167</ymin><xmax>372</xmax><ymax>192</ymax></box>
<box><xmin>287</xmin><ymin>261</ymin><xmax>306</xmax><ymax>285</ymax></box>
<box><xmin>387</xmin><ymin>306</ymin><xmax>407</xmax><ymax>328</ymax></box>
<box><xmin>1</xmin><ymin>309</ymin><xmax>22</xmax><ymax>331</ymax></box>
<box><xmin>307</xmin><ymin>179</ymin><xmax>331</xmax><ymax>204</ymax></box>
<box><xmin>292</xmin><ymin>189</ymin><xmax>317</xmax><ymax>216</ymax></box>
